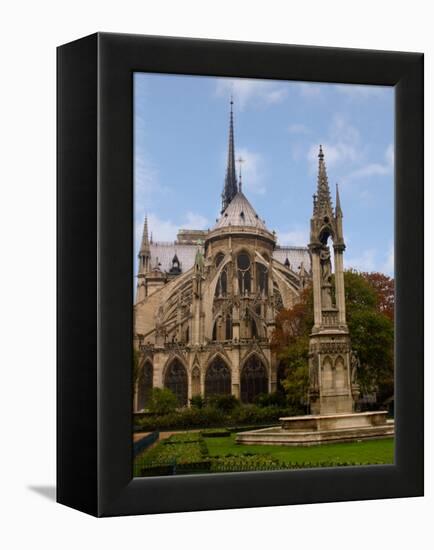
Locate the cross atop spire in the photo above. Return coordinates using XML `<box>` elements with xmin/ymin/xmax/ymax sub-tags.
<box><xmin>315</xmin><ymin>145</ymin><xmax>333</xmax><ymax>217</ymax></box>
<box><xmin>221</xmin><ymin>99</ymin><xmax>238</xmax><ymax>213</ymax></box>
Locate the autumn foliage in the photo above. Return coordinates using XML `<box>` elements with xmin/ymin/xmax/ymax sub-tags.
<box><xmin>363</xmin><ymin>271</ymin><xmax>395</xmax><ymax>321</ymax></box>
<box><xmin>272</xmin><ymin>270</ymin><xmax>395</xmax><ymax>409</ymax></box>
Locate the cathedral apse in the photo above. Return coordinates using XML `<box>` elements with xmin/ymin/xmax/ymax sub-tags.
<box><xmin>133</xmin><ymin>99</ymin><xmax>311</xmax><ymax>410</ymax></box>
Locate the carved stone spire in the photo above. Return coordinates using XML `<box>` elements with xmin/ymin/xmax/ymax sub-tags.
<box><xmin>221</xmin><ymin>98</ymin><xmax>238</xmax><ymax>212</ymax></box>
<box><xmin>139</xmin><ymin>215</ymin><xmax>150</xmax><ymax>254</ymax></box>
<box><xmin>335</xmin><ymin>183</ymin><xmax>343</xmax><ymax>218</ymax></box>
<box><xmin>315</xmin><ymin>145</ymin><xmax>333</xmax><ymax>218</ymax></box>
<box><xmin>136</xmin><ymin>215</ymin><xmax>151</xmax><ymax>302</ymax></box>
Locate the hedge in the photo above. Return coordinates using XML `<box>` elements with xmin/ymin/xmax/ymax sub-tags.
<box><xmin>135</xmin><ymin>404</ymin><xmax>298</xmax><ymax>431</ymax></box>
<box><xmin>201</xmin><ymin>428</ymin><xmax>231</xmax><ymax>438</ymax></box>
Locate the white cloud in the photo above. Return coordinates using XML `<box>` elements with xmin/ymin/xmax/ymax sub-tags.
<box><xmin>182</xmin><ymin>212</ymin><xmax>209</xmax><ymax>229</ymax></box>
<box><xmin>335</xmin><ymin>84</ymin><xmax>390</xmax><ymax>100</ymax></box>
<box><xmin>135</xmin><ymin>211</ymin><xmax>210</xmax><ymax>250</ymax></box>
<box><xmin>147</xmin><ymin>214</ymin><xmax>179</xmax><ymax>243</ymax></box>
<box><xmin>237</xmin><ymin>147</ymin><xmax>266</xmax><ymax>194</ymax></box>
<box><xmin>307</xmin><ymin>141</ymin><xmax>359</xmax><ymax>170</ymax></box>
<box><xmin>346</xmin><ymin>244</ymin><xmax>394</xmax><ymax>276</ymax></box>
<box><xmin>215</xmin><ymin>78</ymin><xmax>287</xmax><ymax>109</ymax></box>
<box><xmin>381</xmin><ymin>244</ymin><xmax>394</xmax><ymax>276</ymax></box>
<box><xmin>298</xmin><ymin>83</ymin><xmax>324</xmax><ymax>99</ymax></box>
<box><xmin>346</xmin><ymin>249</ymin><xmax>377</xmax><ymax>272</ymax></box>
<box><xmin>386</xmin><ymin>143</ymin><xmax>394</xmax><ymax>166</ymax></box>
<box><xmin>306</xmin><ymin>115</ymin><xmax>362</xmax><ymax>170</ymax></box>
<box><xmin>330</xmin><ymin>114</ymin><xmax>360</xmax><ymax>143</ymax></box>
<box><xmin>277</xmin><ymin>226</ymin><xmax>309</xmax><ymax>247</ymax></box>
<box><xmin>288</xmin><ymin>123</ymin><xmax>310</xmax><ymax>135</ymax></box>
<box><xmin>346</xmin><ymin>143</ymin><xmax>394</xmax><ymax>181</ymax></box>
<box><xmin>134</xmin><ymin>154</ymin><xmax>169</xmax><ymax>219</ymax></box>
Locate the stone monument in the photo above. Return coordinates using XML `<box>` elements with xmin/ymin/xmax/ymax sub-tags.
<box><xmin>237</xmin><ymin>146</ymin><xmax>394</xmax><ymax>446</ymax></box>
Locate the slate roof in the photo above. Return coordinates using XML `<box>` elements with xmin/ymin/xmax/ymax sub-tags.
<box><xmin>214</xmin><ymin>191</ymin><xmax>268</xmax><ymax>231</ymax></box>
<box><xmin>150</xmin><ymin>242</ymin><xmax>310</xmax><ymax>273</ymax></box>
<box><xmin>149</xmin><ymin>242</ymin><xmax>198</xmax><ymax>273</ymax></box>
<box><xmin>273</xmin><ymin>247</ymin><xmax>311</xmax><ymax>271</ymax></box>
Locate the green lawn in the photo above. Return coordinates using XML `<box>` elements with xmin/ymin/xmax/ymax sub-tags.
<box><xmin>205</xmin><ymin>434</ymin><xmax>394</xmax><ymax>465</ymax></box>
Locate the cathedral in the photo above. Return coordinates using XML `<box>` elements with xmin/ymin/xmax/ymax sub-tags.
<box><xmin>134</xmin><ymin>101</ymin><xmax>332</xmax><ymax>411</ymax></box>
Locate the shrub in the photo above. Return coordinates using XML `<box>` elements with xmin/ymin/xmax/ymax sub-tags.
<box><xmin>190</xmin><ymin>395</ymin><xmax>205</xmax><ymax>409</ymax></box>
<box><xmin>163</xmin><ymin>432</ymin><xmax>202</xmax><ymax>444</ymax></box>
<box><xmin>201</xmin><ymin>428</ymin><xmax>230</xmax><ymax>438</ymax></box>
<box><xmin>147</xmin><ymin>388</ymin><xmax>178</xmax><ymax>415</ymax></box>
<box><xmin>211</xmin><ymin>454</ymin><xmax>285</xmax><ymax>473</ymax></box>
<box><xmin>255</xmin><ymin>392</ymin><xmax>288</xmax><ymax>408</ymax></box>
<box><xmin>207</xmin><ymin>394</ymin><xmax>240</xmax><ymax>412</ymax></box>
<box><xmin>135</xmin><ymin>403</ymin><xmax>298</xmax><ymax>431</ymax></box>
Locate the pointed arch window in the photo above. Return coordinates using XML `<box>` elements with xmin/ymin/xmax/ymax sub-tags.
<box><xmin>225</xmin><ymin>315</ymin><xmax>232</xmax><ymax>340</ymax></box>
<box><xmin>164</xmin><ymin>360</ymin><xmax>188</xmax><ymax>406</ymax></box>
<box><xmin>191</xmin><ymin>366</ymin><xmax>201</xmax><ymax>397</ymax></box>
<box><xmin>322</xmin><ymin>356</ymin><xmax>333</xmax><ymax>390</ymax></box>
<box><xmin>335</xmin><ymin>356</ymin><xmax>346</xmax><ymax>389</ymax></box>
<box><xmin>216</xmin><ymin>267</ymin><xmax>228</xmax><ymax>297</ymax></box>
<box><xmin>256</xmin><ymin>262</ymin><xmax>268</xmax><ymax>295</ymax></box>
<box><xmin>241</xmin><ymin>356</ymin><xmax>268</xmax><ymax>403</ymax></box>
<box><xmin>137</xmin><ymin>361</ymin><xmax>153</xmax><ymax>410</ymax></box>
<box><xmin>273</xmin><ymin>284</ymin><xmax>284</xmax><ymax>311</ymax></box>
<box><xmin>205</xmin><ymin>358</ymin><xmax>231</xmax><ymax>396</ymax></box>
<box><xmin>237</xmin><ymin>253</ymin><xmax>251</xmax><ymax>294</ymax></box>
<box><xmin>212</xmin><ymin>314</ymin><xmax>232</xmax><ymax>341</ymax></box>
<box><xmin>215</xmin><ymin>252</ymin><xmax>225</xmax><ymax>268</ymax></box>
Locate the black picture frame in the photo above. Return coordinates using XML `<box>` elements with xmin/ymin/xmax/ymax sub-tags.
<box><xmin>57</xmin><ymin>32</ymin><xmax>424</xmax><ymax>517</ymax></box>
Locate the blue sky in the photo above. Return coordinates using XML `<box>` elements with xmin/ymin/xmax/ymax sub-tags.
<box><xmin>134</xmin><ymin>73</ymin><xmax>394</xmax><ymax>276</ymax></box>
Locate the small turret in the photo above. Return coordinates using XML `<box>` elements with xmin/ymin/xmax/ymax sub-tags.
<box><xmin>138</xmin><ymin>215</ymin><xmax>151</xmax><ymax>274</ymax></box>
<box><xmin>315</xmin><ymin>145</ymin><xmax>334</xmax><ymax>219</ymax></box>
<box><xmin>169</xmin><ymin>253</ymin><xmax>182</xmax><ymax>274</ymax></box>
<box><xmin>136</xmin><ymin>215</ymin><xmax>151</xmax><ymax>303</ymax></box>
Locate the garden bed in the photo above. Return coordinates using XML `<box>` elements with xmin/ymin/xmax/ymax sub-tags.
<box><xmin>134</xmin><ymin>431</ymin><xmax>394</xmax><ymax>477</ymax></box>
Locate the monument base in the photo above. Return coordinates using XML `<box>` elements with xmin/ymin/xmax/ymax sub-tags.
<box><xmin>236</xmin><ymin>411</ymin><xmax>394</xmax><ymax>446</ymax></box>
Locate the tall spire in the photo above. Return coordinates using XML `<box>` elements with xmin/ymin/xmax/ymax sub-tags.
<box><xmin>315</xmin><ymin>145</ymin><xmax>333</xmax><ymax>217</ymax></box>
<box><xmin>139</xmin><ymin>215</ymin><xmax>150</xmax><ymax>253</ymax></box>
<box><xmin>221</xmin><ymin>98</ymin><xmax>238</xmax><ymax>213</ymax></box>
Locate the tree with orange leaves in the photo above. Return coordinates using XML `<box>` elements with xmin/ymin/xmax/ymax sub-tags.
<box><xmin>362</xmin><ymin>271</ymin><xmax>395</xmax><ymax>321</ymax></box>
<box><xmin>272</xmin><ymin>270</ymin><xmax>394</xmax><ymax>409</ymax></box>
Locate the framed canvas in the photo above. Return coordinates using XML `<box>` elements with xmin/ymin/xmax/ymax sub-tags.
<box><xmin>57</xmin><ymin>32</ymin><xmax>423</xmax><ymax>517</ymax></box>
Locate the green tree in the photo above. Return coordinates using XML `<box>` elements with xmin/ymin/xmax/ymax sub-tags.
<box><xmin>272</xmin><ymin>271</ymin><xmax>394</xmax><ymax>408</ymax></box>
<box><xmin>272</xmin><ymin>288</ymin><xmax>311</xmax><ymax>413</ymax></box>
<box><xmin>280</xmin><ymin>338</ymin><xmax>310</xmax><ymax>411</ymax></box>
<box><xmin>344</xmin><ymin>271</ymin><xmax>394</xmax><ymax>401</ymax></box>
<box><xmin>147</xmin><ymin>387</ymin><xmax>178</xmax><ymax>414</ymax></box>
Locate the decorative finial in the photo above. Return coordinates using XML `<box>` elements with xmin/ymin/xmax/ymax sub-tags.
<box><xmin>315</xmin><ymin>145</ymin><xmax>333</xmax><ymax>216</ymax></box>
<box><xmin>335</xmin><ymin>183</ymin><xmax>343</xmax><ymax>217</ymax></box>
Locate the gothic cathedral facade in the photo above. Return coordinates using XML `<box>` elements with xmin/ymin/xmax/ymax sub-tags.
<box><xmin>133</xmin><ymin>102</ymin><xmax>356</xmax><ymax>413</ymax></box>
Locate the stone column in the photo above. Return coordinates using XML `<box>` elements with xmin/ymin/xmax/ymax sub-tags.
<box><xmin>311</xmin><ymin>251</ymin><xmax>322</xmax><ymax>327</ymax></box>
<box><xmin>333</xmin><ymin>245</ymin><xmax>346</xmax><ymax>325</ymax></box>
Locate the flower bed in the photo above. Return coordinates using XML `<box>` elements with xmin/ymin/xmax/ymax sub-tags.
<box><xmin>136</xmin><ymin>432</ymin><xmax>209</xmax><ymax>476</ymax></box>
